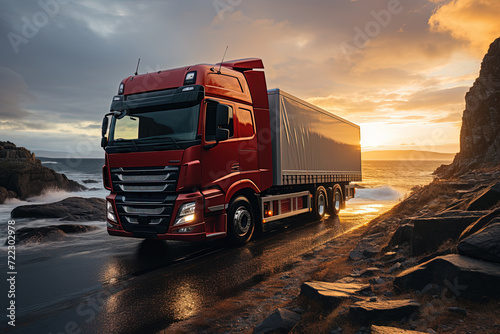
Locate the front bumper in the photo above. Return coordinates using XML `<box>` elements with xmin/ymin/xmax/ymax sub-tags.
<box><xmin>106</xmin><ymin>191</ymin><xmax>226</xmax><ymax>241</ymax></box>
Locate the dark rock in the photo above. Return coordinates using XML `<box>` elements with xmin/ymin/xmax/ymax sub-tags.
<box><xmin>394</xmin><ymin>254</ymin><xmax>500</xmax><ymax>300</ymax></box>
<box><xmin>458</xmin><ymin>222</ymin><xmax>500</xmax><ymax>263</ymax></box>
<box><xmin>253</xmin><ymin>308</ymin><xmax>301</xmax><ymax>334</ymax></box>
<box><xmin>351</xmin><ymin>267</ymin><xmax>381</xmax><ymax>278</ymax></box>
<box><xmin>466</xmin><ymin>182</ymin><xmax>500</xmax><ymax>211</ymax></box>
<box><xmin>0</xmin><ymin>186</ymin><xmax>16</xmax><ymax>203</ymax></box>
<box><xmin>11</xmin><ymin>197</ymin><xmax>106</xmax><ymax>221</ymax></box>
<box><xmin>349</xmin><ymin>299</ymin><xmax>420</xmax><ymax>323</ymax></box>
<box><xmin>370</xmin><ymin>325</ymin><xmax>428</xmax><ymax>334</ymax></box>
<box><xmin>300</xmin><ymin>280</ymin><xmax>371</xmax><ymax>310</ymax></box>
<box><xmin>411</xmin><ymin>216</ymin><xmax>480</xmax><ymax>255</ymax></box>
<box><xmin>82</xmin><ymin>179</ymin><xmax>99</xmax><ymax>184</ymax></box>
<box><xmin>387</xmin><ymin>262</ymin><xmax>402</xmax><ymax>274</ymax></box>
<box><xmin>459</xmin><ymin>208</ymin><xmax>500</xmax><ymax>240</ymax></box>
<box><xmin>448</xmin><ymin>307</ymin><xmax>467</xmax><ymax>316</ymax></box>
<box><xmin>369</xmin><ymin>277</ymin><xmax>387</xmax><ymax>285</ymax></box>
<box><xmin>350</xmin><ymin>234</ymin><xmax>385</xmax><ymax>260</ymax></box>
<box><xmin>0</xmin><ymin>142</ymin><xmax>85</xmax><ymax>202</ymax></box>
<box><xmin>390</xmin><ymin>224</ymin><xmax>413</xmax><ymax>247</ymax></box>
<box><xmin>8</xmin><ymin>224</ymin><xmax>98</xmax><ymax>245</ymax></box>
<box><xmin>421</xmin><ymin>210</ymin><xmax>490</xmax><ymax>218</ymax></box>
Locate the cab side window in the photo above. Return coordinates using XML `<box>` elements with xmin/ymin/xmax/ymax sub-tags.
<box><xmin>237</xmin><ymin>108</ymin><xmax>254</xmax><ymax>138</ymax></box>
<box><xmin>205</xmin><ymin>103</ymin><xmax>234</xmax><ymax>141</ymax></box>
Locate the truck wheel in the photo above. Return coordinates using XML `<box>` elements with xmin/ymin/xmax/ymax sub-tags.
<box><xmin>227</xmin><ymin>196</ymin><xmax>255</xmax><ymax>246</ymax></box>
<box><xmin>313</xmin><ymin>186</ymin><xmax>327</xmax><ymax>220</ymax></box>
<box><xmin>329</xmin><ymin>185</ymin><xmax>343</xmax><ymax>216</ymax></box>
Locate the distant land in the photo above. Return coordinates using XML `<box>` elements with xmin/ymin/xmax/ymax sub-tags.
<box><xmin>362</xmin><ymin>150</ymin><xmax>455</xmax><ymax>161</ymax></box>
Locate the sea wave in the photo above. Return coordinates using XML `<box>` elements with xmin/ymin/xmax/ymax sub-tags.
<box><xmin>355</xmin><ymin>186</ymin><xmax>403</xmax><ymax>201</ymax></box>
<box><xmin>41</xmin><ymin>161</ymin><xmax>58</xmax><ymax>164</ymax></box>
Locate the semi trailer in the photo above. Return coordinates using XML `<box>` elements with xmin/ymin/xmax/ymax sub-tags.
<box><xmin>101</xmin><ymin>58</ymin><xmax>361</xmax><ymax>245</ymax></box>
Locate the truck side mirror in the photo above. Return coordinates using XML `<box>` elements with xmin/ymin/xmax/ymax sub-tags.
<box><xmin>101</xmin><ymin>116</ymin><xmax>109</xmax><ymax>148</ymax></box>
<box><xmin>215</xmin><ymin>104</ymin><xmax>230</xmax><ymax>142</ymax></box>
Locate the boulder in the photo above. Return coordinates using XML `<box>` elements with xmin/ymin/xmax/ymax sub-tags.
<box><xmin>8</xmin><ymin>224</ymin><xmax>98</xmax><ymax>245</ymax></box>
<box><xmin>0</xmin><ymin>186</ymin><xmax>16</xmax><ymax>203</ymax></box>
<box><xmin>466</xmin><ymin>182</ymin><xmax>500</xmax><ymax>211</ymax></box>
<box><xmin>389</xmin><ymin>224</ymin><xmax>413</xmax><ymax>247</ymax></box>
<box><xmin>459</xmin><ymin>208</ymin><xmax>500</xmax><ymax>240</ymax></box>
<box><xmin>0</xmin><ymin>141</ymin><xmax>85</xmax><ymax>203</ymax></box>
<box><xmin>11</xmin><ymin>197</ymin><xmax>106</xmax><ymax>222</ymax></box>
<box><xmin>370</xmin><ymin>325</ymin><xmax>427</xmax><ymax>334</ymax></box>
<box><xmin>300</xmin><ymin>280</ymin><xmax>371</xmax><ymax>310</ymax></box>
<box><xmin>458</xmin><ymin>222</ymin><xmax>500</xmax><ymax>263</ymax></box>
<box><xmin>351</xmin><ymin>267</ymin><xmax>381</xmax><ymax>278</ymax></box>
<box><xmin>349</xmin><ymin>299</ymin><xmax>420</xmax><ymax>323</ymax></box>
<box><xmin>394</xmin><ymin>254</ymin><xmax>500</xmax><ymax>300</ymax></box>
<box><xmin>349</xmin><ymin>233</ymin><xmax>386</xmax><ymax>260</ymax></box>
<box><xmin>410</xmin><ymin>216</ymin><xmax>480</xmax><ymax>255</ymax></box>
<box><xmin>253</xmin><ymin>308</ymin><xmax>301</xmax><ymax>334</ymax></box>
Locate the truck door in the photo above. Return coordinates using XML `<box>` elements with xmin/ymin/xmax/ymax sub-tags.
<box><xmin>236</xmin><ymin>107</ymin><xmax>259</xmax><ymax>187</ymax></box>
<box><xmin>202</xmin><ymin>102</ymin><xmax>240</xmax><ymax>192</ymax></box>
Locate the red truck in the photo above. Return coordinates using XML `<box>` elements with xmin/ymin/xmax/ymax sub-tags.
<box><xmin>101</xmin><ymin>58</ymin><xmax>361</xmax><ymax>245</ymax></box>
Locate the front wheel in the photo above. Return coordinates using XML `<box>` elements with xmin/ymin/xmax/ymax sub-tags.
<box><xmin>227</xmin><ymin>196</ymin><xmax>255</xmax><ymax>246</ymax></box>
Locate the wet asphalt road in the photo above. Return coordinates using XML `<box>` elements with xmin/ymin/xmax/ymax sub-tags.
<box><xmin>1</xmin><ymin>203</ymin><xmax>387</xmax><ymax>334</ymax></box>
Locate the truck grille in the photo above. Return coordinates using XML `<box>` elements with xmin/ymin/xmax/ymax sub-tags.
<box><xmin>110</xmin><ymin>166</ymin><xmax>179</xmax><ymax>234</ymax></box>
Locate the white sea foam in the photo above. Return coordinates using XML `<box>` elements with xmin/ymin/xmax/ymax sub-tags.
<box><xmin>355</xmin><ymin>186</ymin><xmax>404</xmax><ymax>201</ymax></box>
<box><xmin>41</xmin><ymin>161</ymin><xmax>58</xmax><ymax>164</ymax></box>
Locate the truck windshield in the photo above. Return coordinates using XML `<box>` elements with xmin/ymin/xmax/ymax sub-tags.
<box><xmin>111</xmin><ymin>105</ymin><xmax>199</xmax><ymax>143</ymax></box>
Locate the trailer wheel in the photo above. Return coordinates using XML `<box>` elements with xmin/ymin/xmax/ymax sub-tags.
<box><xmin>227</xmin><ymin>196</ymin><xmax>255</xmax><ymax>246</ymax></box>
<box><xmin>313</xmin><ymin>186</ymin><xmax>327</xmax><ymax>220</ymax></box>
<box><xmin>328</xmin><ymin>185</ymin><xmax>343</xmax><ymax>216</ymax></box>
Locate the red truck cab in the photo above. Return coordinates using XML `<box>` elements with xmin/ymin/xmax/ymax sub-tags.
<box><xmin>102</xmin><ymin>59</ymin><xmax>275</xmax><ymax>244</ymax></box>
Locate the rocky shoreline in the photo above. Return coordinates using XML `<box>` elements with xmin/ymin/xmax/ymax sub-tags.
<box><xmin>0</xmin><ymin>141</ymin><xmax>86</xmax><ymax>203</ymax></box>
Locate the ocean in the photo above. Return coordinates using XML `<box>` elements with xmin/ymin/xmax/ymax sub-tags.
<box><xmin>0</xmin><ymin>158</ymin><xmax>452</xmax><ymax>240</ymax></box>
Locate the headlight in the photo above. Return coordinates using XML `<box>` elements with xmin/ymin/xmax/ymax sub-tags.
<box><xmin>173</xmin><ymin>202</ymin><xmax>196</xmax><ymax>226</ymax></box>
<box><xmin>107</xmin><ymin>201</ymin><xmax>117</xmax><ymax>223</ymax></box>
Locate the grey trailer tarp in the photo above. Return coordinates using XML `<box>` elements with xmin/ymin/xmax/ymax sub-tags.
<box><xmin>268</xmin><ymin>89</ymin><xmax>362</xmax><ymax>186</ymax></box>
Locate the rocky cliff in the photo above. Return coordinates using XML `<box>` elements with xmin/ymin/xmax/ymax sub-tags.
<box><xmin>437</xmin><ymin>37</ymin><xmax>500</xmax><ymax>176</ymax></box>
<box><xmin>0</xmin><ymin>141</ymin><xmax>85</xmax><ymax>203</ymax></box>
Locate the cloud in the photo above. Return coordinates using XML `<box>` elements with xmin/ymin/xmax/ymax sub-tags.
<box><xmin>390</xmin><ymin>86</ymin><xmax>468</xmax><ymax>112</ymax></box>
<box><xmin>0</xmin><ymin>67</ymin><xmax>32</xmax><ymax>119</ymax></box>
<box><xmin>429</xmin><ymin>0</ymin><xmax>500</xmax><ymax>55</ymax></box>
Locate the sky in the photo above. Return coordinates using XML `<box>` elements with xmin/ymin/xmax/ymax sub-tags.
<box><xmin>1</xmin><ymin>0</ymin><xmax>499</xmax><ymax>158</ymax></box>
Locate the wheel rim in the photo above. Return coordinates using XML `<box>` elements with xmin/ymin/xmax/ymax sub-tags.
<box><xmin>233</xmin><ymin>206</ymin><xmax>251</xmax><ymax>237</ymax></box>
<box><xmin>317</xmin><ymin>192</ymin><xmax>326</xmax><ymax>216</ymax></box>
<box><xmin>334</xmin><ymin>191</ymin><xmax>341</xmax><ymax>211</ymax></box>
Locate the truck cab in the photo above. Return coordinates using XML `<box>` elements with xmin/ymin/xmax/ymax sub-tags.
<box><xmin>102</xmin><ymin>59</ymin><xmax>273</xmax><ymax>244</ymax></box>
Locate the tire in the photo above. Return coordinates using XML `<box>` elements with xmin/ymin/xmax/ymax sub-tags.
<box><xmin>329</xmin><ymin>185</ymin><xmax>343</xmax><ymax>216</ymax></box>
<box><xmin>313</xmin><ymin>186</ymin><xmax>327</xmax><ymax>220</ymax></box>
<box><xmin>227</xmin><ymin>196</ymin><xmax>255</xmax><ymax>246</ymax></box>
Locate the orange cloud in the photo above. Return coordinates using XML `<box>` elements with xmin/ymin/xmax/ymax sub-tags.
<box><xmin>429</xmin><ymin>0</ymin><xmax>500</xmax><ymax>55</ymax></box>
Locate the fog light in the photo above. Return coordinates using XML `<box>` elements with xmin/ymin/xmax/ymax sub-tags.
<box><xmin>177</xmin><ymin>226</ymin><xmax>195</xmax><ymax>233</ymax></box>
